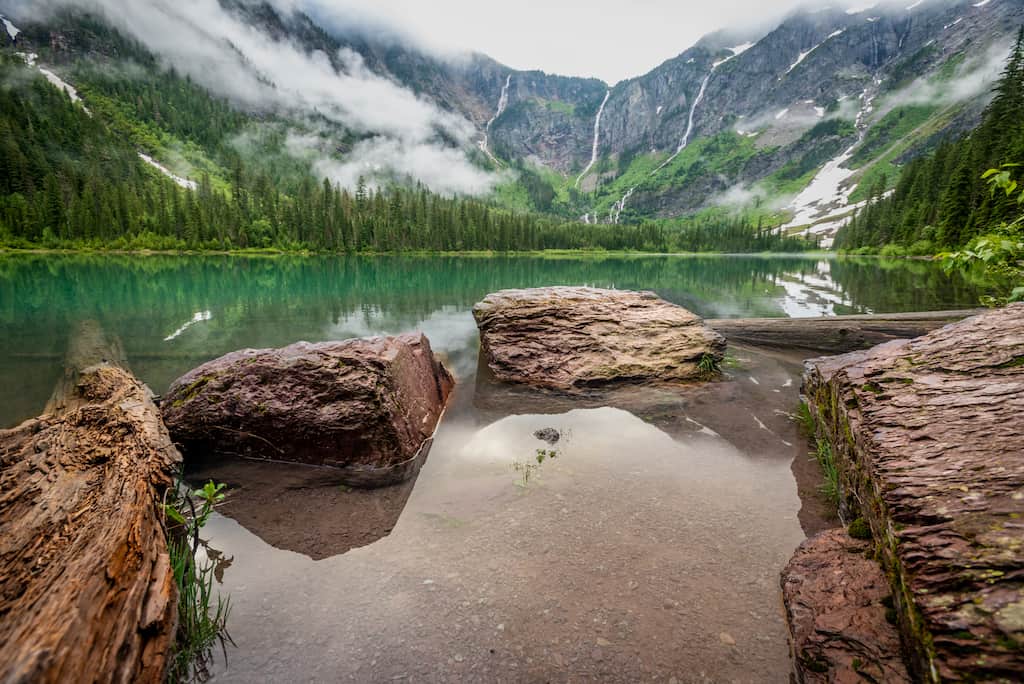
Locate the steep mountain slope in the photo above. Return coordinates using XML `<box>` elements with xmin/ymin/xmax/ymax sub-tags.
<box><xmin>3</xmin><ymin>0</ymin><xmax>1022</xmax><ymax>244</ymax></box>
<box><xmin>301</xmin><ymin>0</ymin><xmax>1023</xmax><ymax>237</ymax></box>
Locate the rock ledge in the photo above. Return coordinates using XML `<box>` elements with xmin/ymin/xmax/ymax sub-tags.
<box><xmin>802</xmin><ymin>303</ymin><xmax>1024</xmax><ymax>681</ymax></box>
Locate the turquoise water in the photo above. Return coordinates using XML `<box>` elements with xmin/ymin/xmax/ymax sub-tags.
<box><xmin>0</xmin><ymin>253</ymin><xmax>990</xmax><ymax>427</ymax></box>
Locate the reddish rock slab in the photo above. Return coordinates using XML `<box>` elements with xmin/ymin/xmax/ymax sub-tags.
<box><xmin>472</xmin><ymin>287</ymin><xmax>726</xmax><ymax>391</ymax></box>
<box><xmin>782</xmin><ymin>529</ymin><xmax>911</xmax><ymax>684</ymax></box>
<box><xmin>803</xmin><ymin>303</ymin><xmax>1024</xmax><ymax>682</ymax></box>
<box><xmin>163</xmin><ymin>333</ymin><xmax>454</xmax><ymax>488</ymax></box>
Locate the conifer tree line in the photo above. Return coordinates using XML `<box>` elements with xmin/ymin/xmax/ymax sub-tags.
<box><xmin>0</xmin><ymin>49</ymin><xmax>811</xmax><ymax>254</ymax></box>
<box><xmin>836</xmin><ymin>29</ymin><xmax>1024</xmax><ymax>252</ymax></box>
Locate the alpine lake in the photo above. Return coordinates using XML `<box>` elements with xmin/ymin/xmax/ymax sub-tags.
<box><xmin>0</xmin><ymin>253</ymin><xmax>998</xmax><ymax>682</ymax></box>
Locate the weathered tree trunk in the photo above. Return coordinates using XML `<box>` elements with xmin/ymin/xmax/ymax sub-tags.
<box><xmin>0</xmin><ymin>320</ymin><xmax>181</xmax><ymax>683</ymax></box>
<box><xmin>708</xmin><ymin>309</ymin><xmax>983</xmax><ymax>354</ymax></box>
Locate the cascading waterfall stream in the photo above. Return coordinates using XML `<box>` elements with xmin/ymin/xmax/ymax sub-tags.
<box><xmin>610</xmin><ymin>65</ymin><xmax>715</xmax><ymax>224</ymax></box>
<box><xmin>478</xmin><ymin>74</ymin><xmax>512</xmax><ymax>165</ymax></box>
<box><xmin>654</xmin><ymin>69</ymin><xmax>713</xmax><ymax>173</ymax></box>
<box><xmin>575</xmin><ymin>89</ymin><xmax>611</xmax><ymax>189</ymax></box>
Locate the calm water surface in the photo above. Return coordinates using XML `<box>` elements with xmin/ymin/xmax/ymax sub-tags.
<box><xmin>0</xmin><ymin>253</ymin><xmax>993</xmax><ymax>682</ymax></box>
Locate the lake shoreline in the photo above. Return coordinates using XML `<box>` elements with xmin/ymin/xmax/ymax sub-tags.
<box><xmin>0</xmin><ymin>246</ymin><xmax>861</xmax><ymax>259</ymax></box>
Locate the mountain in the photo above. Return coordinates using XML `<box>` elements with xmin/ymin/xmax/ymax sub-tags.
<box><xmin>265</xmin><ymin>0</ymin><xmax>1024</xmax><ymax>242</ymax></box>
<box><xmin>1</xmin><ymin>0</ymin><xmax>1023</xmax><ymax>248</ymax></box>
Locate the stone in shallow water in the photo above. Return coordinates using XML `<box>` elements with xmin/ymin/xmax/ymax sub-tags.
<box><xmin>803</xmin><ymin>303</ymin><xmax>1024</xmax><ymax>681</ymax></box>
<box><xmin>472</xmin><ymin>287</ymin><xmax>726</xmax><ymax>391</ymax></box>
<box><xmin>781</xmin><ymin>529</ymin><xmax>910</xmax><ymax>683</ymax></box>
<box><xmin>163</xmin><ymin>333</ymin><xmax>454</xmax><ymax>488</ymax></box>
<box><xmin>533</xmin><ymin>427</ymin><xmax>560</xmax><ymax>444</ymax></box>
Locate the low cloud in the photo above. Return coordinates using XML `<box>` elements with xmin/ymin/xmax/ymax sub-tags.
<box><xmin>286</xmin><ymin>131</ymin><xmax>503</xmax><ymax>195</ymax></box>
<box><xmin>884</xmin><ymin>40</ymin><xmax>1011</xmax><ymax>109</ymax></box>
<box><xmin>711</xmin><ymin>182</ymin><xmax>793</xmax><ymax>211</ymax></box>
<box><xmin>19</xmin><ymin>0</ymin><xmax>497</xmax><ymax>195</ymax></box>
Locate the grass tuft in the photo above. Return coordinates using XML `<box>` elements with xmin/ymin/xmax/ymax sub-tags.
<box><xmin>164</xmin><ymin>479</ymin><xmax>233</xmax><ymax>682</ymax></box>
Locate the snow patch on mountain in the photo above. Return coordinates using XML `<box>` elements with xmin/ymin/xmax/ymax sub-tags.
<box><xmin>1</xmin><ymin>15</ymin><xmax>20</xmax><ymax>41</ymax></box>
<box><xmin>139</xmin><ymin>153</ymin><xmax>198</xmax><ymax>190</ymax></box>
<box><xmin>15</xmin><ymin>52</ymin><xmax>92</xmax><ymax>115</ymax></box>
<box><xmin>780</xmin><ymin>85</ymin><xmax>879</xmax><ymax>231</ymax></box>
<box><xmin>728</xmin><ymin>42</ymin><xmax>756</xmax><ymax>56</ymax></box>
<box><xmin>785</xmin><ymin>31</ymin><xmax>844</xmax><ymax>75</ymax></box>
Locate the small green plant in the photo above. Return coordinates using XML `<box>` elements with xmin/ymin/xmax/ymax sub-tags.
<box><xmin>163</xmin><ymin>479</ymin><xmax>232</xmax><ymax>682</ymax></box>
<box><xmin>814</xmin><ymin>437</ymin><xmax>840</xmax><ymax>508</ymax></box>
<box><xmin>795</xmin><ymin>401</ymin><xmax>815</xmax><ymax>436</ymax></box>
<box><xmin>535</xmin><ymin>448</ymin><xmax>558</xmax><ymax>464</ymax></box>
<box><xmin>512</xmin><ymin>448</ymin><xmax>561</xmax><ymax>487</ymax></box>
<box><xmin>940</xmin><ymin>164</ymin><xmax>1024</xmax><ymax>305</ymax></box>
<box><xmin>848</xmin><ymin>517</ymin><xmax>872</xmax><ymax>540</ymax></box>
<box><xmin>511</xmin><ymin>460</ymin><xmax>540</xmax><ymax>487</ymax></box>
<box><xmin>697</xmin><ymin>353</ymin><xmax>720</xmax><ymax>379</ymax></box>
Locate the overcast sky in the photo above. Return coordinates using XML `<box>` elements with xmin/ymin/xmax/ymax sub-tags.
<box><xmin>293</xmin><ymin>0</ymin><xmax>877</xmax><ymax>83</ymax></box>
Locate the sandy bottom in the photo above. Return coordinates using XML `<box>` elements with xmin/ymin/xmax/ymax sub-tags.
<box><xmin>200</xmin><ymin>345</ymin><xmax>827</xmax><ymax>683</ymax></box>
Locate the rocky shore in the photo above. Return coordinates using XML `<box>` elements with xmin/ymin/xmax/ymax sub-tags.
<box><xmin>796</xmin><ymin>303</ymin><xmax>1024</xmax><ymax>682</ymax></box>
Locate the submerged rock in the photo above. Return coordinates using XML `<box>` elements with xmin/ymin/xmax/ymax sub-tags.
<box><xmin>803</xmin><ymin>303</ymin><xmax>1024</xmax><ymax>681</ymax></box>
<box><xmin>163</xmin><ymin>333</ymin><xmax>454</xmax><ymax>488</ymax></box>
<box><xmin>472</xmin><ymin>287</ymin><xmax>726</xmax><ymax>391</ymax></box>
<box><xmin>781</xmin><ymin>529</ymin><xmax>910</xmax><ymax>683</ymax></box>
<box><xmin>533</xmin><ymin>427</ymin><xmax>560</xmax><ymax>445</ymax></box>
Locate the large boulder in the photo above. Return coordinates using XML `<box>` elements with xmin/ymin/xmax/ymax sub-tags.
<box><xmin>781</xmin><ymin>529</ymin><xmax>910</xmax><ymax>683</ymax></box>
<box><xmin>162</xmin><ymin>333</ymin><xmax>454</xmax><ymax>488</ymax></box>
<box><xmin>802</xmin><ymin>303</ymin><xmax>1024</xmax><ymax>682</ymax></box>
<box><xmin>472</xmin><ymin>287</ymin><xmax>726</xmax><ymax>391</ymax></box>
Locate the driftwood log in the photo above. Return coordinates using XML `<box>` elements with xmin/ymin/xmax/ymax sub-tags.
<box><xmin>0</xmin><ymin>321</ymin><xmax>181</xmax><ymax>683</ymax></box>
<box><xmin>708</xmin><ymin>309</ymin><xmax>983</xmax><ymax>354</ymax></box>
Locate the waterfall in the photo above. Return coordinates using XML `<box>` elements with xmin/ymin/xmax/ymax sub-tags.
<box><xmin>478</xmin><ymin>74</ymin><xmax>512</xmax><ymax>165</ymax></box>
<box><xmin>608</xmin><ymin>65</ymin><xmax>715</xmax><ymax>224</ymax></box>
<box><xmin>574</xmin><ymin>89</ymin><xmax>611</xmax><ymax>189</ymax></box>
<box><xmin>653</xmin><ymin>69</ymin><xmax>713</xmax><ymax>173</ymax></box>
<box><xmin>609</xmin><ymin>187</ymin><xmax>636</xmax><ymax>224</ymax></box>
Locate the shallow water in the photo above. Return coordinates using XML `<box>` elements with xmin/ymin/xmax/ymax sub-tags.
<box><xmin>0</xmin><ymin>253</ymin><xmax>993</xmax><ymax>681</ymax></box>
<box><xmin>200</xmin><ymin>344</ymin><xmax>811</xmax><ymax>683</ymax></box>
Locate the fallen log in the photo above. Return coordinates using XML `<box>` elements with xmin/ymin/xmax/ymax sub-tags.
<box><xmin>708</xmin><ymin>309</ymin><xmax>983</xmax><ymax>354</ymax></box>
<box><xmin>0</xmin><ymin>320</ymin><xmax>181</xmax><ymax>683</ymax></box>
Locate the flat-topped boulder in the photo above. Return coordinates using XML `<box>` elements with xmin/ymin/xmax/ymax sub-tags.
<box><xmin>802</xmin><ymin>303</ymin><xmax>1024</xmax><ymax>682</ymax></box>
<box><xmin>163</xmin><ymin>333</ymin><xmax>454</xmax><ymax>488</ymax></box>
<box><xmin>472</xmin><ymin>287</ymin><xmax>726</xmax><ymax>391</ymax></box>
<box><xmin>781</xmin><ymin>529</ymin><xmax>910</xmax><ymax>683</ymax></box>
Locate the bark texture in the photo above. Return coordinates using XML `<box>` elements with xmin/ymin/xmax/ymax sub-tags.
<box><xmin>0</xmin><ymin>324</ymin><xmax>181</xmax><ymax>683</ymax></box>
<box><xmin>708</xmin><ymin>309</ymin><xmax>983</xmax><ymax>354</ymax></box>
<box><xmin>802</xmin><ymin>303</ymin><xmax>1024</xmax><ymax>682</ymax></box>
<box><xmin>473</xmin><ymin>287</ymin><xmax>726</xmax><ymax>391</ymax></box>
<box><xmin>781</xmin><ymin>529</ymin><xmax>910</xmax><ymax>683</ymax></box>
<box><xmin>163</xmin><ymin>333</ymin><xmax>454</xmax><ymax>488</ymax></box>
